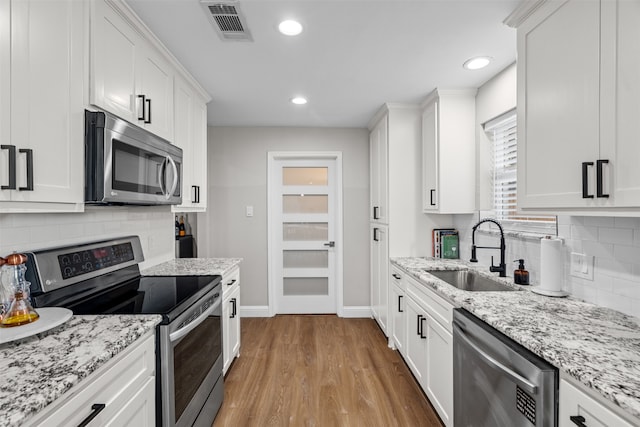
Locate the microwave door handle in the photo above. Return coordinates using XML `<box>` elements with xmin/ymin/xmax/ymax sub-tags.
<box><xmin>166</xmin><ymin>155</ymin><xmax>178</xmax><ymax>199</ymax></box>
<box><xmin>157</xmin><ymin>157</ymin><xmax>168</xmax><ymax>196</ymax></box>
<box><xmin>169</xmin><ymin>297</ymin><xmax>221</xmax><ymax>343</ymax></box>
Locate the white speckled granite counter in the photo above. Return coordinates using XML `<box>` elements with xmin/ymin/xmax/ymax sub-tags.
<box><xmin>0</xmin><ymin>314</ymin><xmax>161</xmax><ymax>427</ymax></box>
<box><xmin>141</xmin><ymin>257</ymin><xmax>242</xmax><ymax>277</ymax></box>
<box><xmin>392</xmin><ymin>257</ymin><xmax>640</xmax><ymax>423</ymax></box>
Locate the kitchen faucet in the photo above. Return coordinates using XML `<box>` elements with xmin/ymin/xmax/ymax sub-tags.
<box><xmin>470</xmin><ymin>218</ymin><xmax>507</xmax><ymax>277</ymax></box>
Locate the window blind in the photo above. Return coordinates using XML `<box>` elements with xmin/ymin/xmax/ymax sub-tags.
<box><xmin>484</xmin><ymin>110</ymin><xmax>556</xmax><ymax>232</ymax></box>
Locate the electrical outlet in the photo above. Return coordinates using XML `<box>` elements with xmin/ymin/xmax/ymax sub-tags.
<box><xmin>570</xmin><ymin>252</ymin><xmax>594</xmax><ymax>280</ymax></box>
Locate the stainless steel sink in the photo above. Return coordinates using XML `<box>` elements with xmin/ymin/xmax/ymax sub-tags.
<box><xmin>425</xmin><ymin>269</ymin><xmax>519</xmax><ymax>292</ymax></box>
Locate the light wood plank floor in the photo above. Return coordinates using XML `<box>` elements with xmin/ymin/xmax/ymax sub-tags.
<box><xmin>213</xmin><ymin>315</ymin><xmax>444</xmax><ymax>427</ymax></box>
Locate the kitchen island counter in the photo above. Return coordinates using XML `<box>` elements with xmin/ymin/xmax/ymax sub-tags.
<box><xmin>0</xmin><ymin>314</ymin><xmax>161</xmax><ymax>427</ymax></box>
<box><xmin>142</xmin><ymin>257</ymin><xmax>242</xmax><ymax>277</ymax></box>
<box><xmin>392</xmin><ymin>257</ymin><xmax>640</xmax><ymax>423</ymax></box>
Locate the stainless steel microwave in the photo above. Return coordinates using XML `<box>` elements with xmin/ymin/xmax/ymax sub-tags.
<box><xmin>85</xmin><ymin>110</ymin><xmax>182</xmax><ymax>205</ymax></box>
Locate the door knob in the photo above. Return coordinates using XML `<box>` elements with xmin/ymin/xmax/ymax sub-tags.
<box><xmin>324</xmin><ymin>241</ymin><xmax>335</xmax><ymax>247</ymax></box>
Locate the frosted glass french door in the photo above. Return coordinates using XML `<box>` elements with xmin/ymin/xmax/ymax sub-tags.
<box><xmin>273</xmin><ymin>158</ymin><xmax>337</xmax><ymax>314</ymax></box>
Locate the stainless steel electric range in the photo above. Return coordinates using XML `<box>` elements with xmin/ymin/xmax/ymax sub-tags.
<box><xmin>24</xmin><ymin>236</ymin><xmax>223</xmax><ymax>427</ymax></box>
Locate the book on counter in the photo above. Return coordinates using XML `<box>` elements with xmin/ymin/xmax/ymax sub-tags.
<box><xmin>432</xmin><ymin>228</ymin><xmax>459</xmax><ymax>259</ymax></box>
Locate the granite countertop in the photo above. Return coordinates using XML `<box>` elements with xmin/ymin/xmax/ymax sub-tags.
<box><xmin>142</xmin><ymin>257</ymin><xmax>242</xmax><ymax>277</ymax></box>
<box><xmin>0</xmin><ymin>314</ymin><xmax>161</xmax><ymax>427</ymax></box>
<box><xmin>392</xmin><ymin>257</ymin><xmax>640</xmax><ymax>422</ymax></box>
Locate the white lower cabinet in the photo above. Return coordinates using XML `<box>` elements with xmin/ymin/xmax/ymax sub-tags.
<box><xmin>559</xmin><ymin>378</ymin><xmax>635</xmax><ymax>427</ymax></box>
<box><xmin>397</xmin><ymin>270</ymin><xmax>454</xmax><ymax>427</ymax></box>
<box><xmin>222</xmin><ymin>266</ymin><xmax>241</xmax><ymax>374</ymax></box>
<box><xmin>370</xmin><ymin>225</ymin><xmax>389</xmax><ymax>335</ymax></box>
<box><xmin>390</xmin><ymin>267</ymin><xmax>406</xmax><ymax>355</ymax></box>
<box><xmin>28</xmin><ymin>333</ymin><xmax>155</xmax><ymax>427</ymax></box>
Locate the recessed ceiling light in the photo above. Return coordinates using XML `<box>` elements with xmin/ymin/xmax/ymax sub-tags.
<box><xmin>279</xmin><ymin>20</ymin><xmax>303</xmax><ymax>36</ymax></box>
<box><xmin>463</xmin><ymin>56</ymin><xmax>492</xmax><ymax>70</ymax></box>
<box><xmin>291</xmin><ymin>96</ymin><xmax>307</xmax><ymax>105</ymax></box>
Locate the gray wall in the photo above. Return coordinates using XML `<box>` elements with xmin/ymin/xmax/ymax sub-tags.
<box><xmin>198</xmin><ymin>126</ymin><xmax>370</xmax><ymax>308</ymax></box>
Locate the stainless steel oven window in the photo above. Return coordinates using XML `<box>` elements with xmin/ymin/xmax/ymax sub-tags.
<box><xmin>160</xmin><ymin>286</ymin><xmax>223</xmax><ymax>427</ymax></box>
<box><xmin>173</xmin><ymin>313</ymin><xmax>221</xmax><ymax>420</ymax></box>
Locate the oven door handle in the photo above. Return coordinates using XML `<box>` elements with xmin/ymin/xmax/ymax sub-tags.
<box><xmin>169</xmin><ymin>297</ymin><xmax>221</xmax><ymax>343</ymax></box>
<box><xmin>453</xmin><ymin>320</ymin><xmax>538</xmax><ymax>394</ymax></box>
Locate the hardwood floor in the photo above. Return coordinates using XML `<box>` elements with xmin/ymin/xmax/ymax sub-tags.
<box><xmin>213</xmin><ymin>315</ymin><xmax>444</xmax><ymax>427</ymax></box>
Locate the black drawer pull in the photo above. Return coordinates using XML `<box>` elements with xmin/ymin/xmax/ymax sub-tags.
<box><xmin>373</xmin><ymin>228</ymin><xmax>379</xmax><ymax>242</ymax></box>
<box><xmin>18</xmin><ymin>148</ymin><xmax>33</xmax><ymax>191</ymax></box>
<box><xmin>430</xmin><ymin>189</ymin><xmax>436</xmax><ymax>206</ymax></box>
<box><xmin>1</xmin><ymin>144</ymin><xmax>16</xmax><ymax>190</ymax></box>
<box><xmin>230</xmin><ymin>298</ymin><xmax>237</xmax><ymax>318</ymax></box>
<box><xmin>569</xmin><ymin>415</ymin><xmax>587</xmax><ymax>427</ymax></box>
<box><xmin>373</xmin><ymin>206</ymin><xmax>379</xmax><ymax>220</ymax></box>
<box><xmin>392</xmin><ymin>273</ymin><xmax>401</xmax><ymax>280</ymax></box>
<box><xmin>398</xmin><ymin>295</ymin><xmax>403</xmax><ymax>313</ymax></box>
<box><xmin>596</xmin><ymin>159</ymin><xmax>609</xmax><ymax>198</ymax></box>
<box><xmin>420</xmin><ymin>316</ymin><xmax>426</xmax><ymax>339</ymax></box>
<box><xmin>582</xmin><ymin>162</ymin><xmax>594</xmax><ymax>198</ymax></box>
<box><xmin>417</xmin><ymin>314</ymin><xmax>423</xmax><ymax>336</ymax></box>
<box><xmin>77</xmin><ymin>403</ymin><xmax>106</xmax><ymax>427</ymax></box>
<box><xmin>227</xmin><ymin>279</ymin><xmax>236</xmax><ymax>286</ymax></box>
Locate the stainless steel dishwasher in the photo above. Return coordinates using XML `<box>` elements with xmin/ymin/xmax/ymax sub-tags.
<box><xmin>453</xmin><ymin>308</ymin><xmax>558</xmax><ymax>427</ymax></box>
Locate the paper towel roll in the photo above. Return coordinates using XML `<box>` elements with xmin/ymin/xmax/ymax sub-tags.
<box><xmin>538</xmin><ymin>237</ymin><xmax>564</xmax><ymax>293</ymax></box>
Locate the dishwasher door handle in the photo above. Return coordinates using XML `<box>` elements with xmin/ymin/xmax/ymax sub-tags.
<box><xmin>454</xmin><ymin>321</ymin><xmax>538</xmax><ymax>394</ymax></box>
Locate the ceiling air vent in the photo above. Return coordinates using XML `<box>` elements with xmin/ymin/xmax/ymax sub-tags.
<box><xmin>201</xmin><ymin>1</ymin><xmax>253</xmax><ymax>42</ymax></box>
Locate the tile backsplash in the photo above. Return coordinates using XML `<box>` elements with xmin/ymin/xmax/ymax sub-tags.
<box><xmin>0</xmin><ymin>206</ymin><xmax>174</xmax><ymax>269</ymax></box>
<box><xmin>453</xmin><ymin>214</ymin><xmax>640</xmax><ymax>317</ymax></box>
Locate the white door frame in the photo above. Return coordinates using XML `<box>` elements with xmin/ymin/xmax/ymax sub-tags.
<box><xmin>267</xmin><ymin>151</ymin><xmax>344</xmax><ymax>317</ymax></box>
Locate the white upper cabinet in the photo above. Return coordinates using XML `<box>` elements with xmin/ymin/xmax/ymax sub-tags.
<box><xmin>421</xmin><ymin>89</ymin><xmax>476</xmax><ymax>214</ymax></box>
<box><xmin>514</xmin><ymin>0</ymin><xmax>640</xmax><ymax>213</ymax></box>
<box><xmin>0</xmin><ymin>0</ymin><xmax>86</xmax><ymax>212</ymax></box>
<box><xmin>173</xmin><ymin>76</ymin><xmax>208</xmax><ymax>212</ymax></box>
<box><xmin>91</xmin><ymin>0</ymin><xmax>174</xmax><ymax>142</ymax></box>
<box><xmin>370</xmin><ymin>115</ymin><xmax>388</xmax><ymax>224</ymax></box>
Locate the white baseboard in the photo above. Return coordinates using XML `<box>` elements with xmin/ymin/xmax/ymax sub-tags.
<box><xmin>340</xmin><ymin>306</ymin><xmax>373</xmax><ymax>318</ymax></box>
<box><xmin>239</xmin><ymin>305</ymin><xmax>271</xmax><ymax>317</ymax></box>
<box><xmin>239</xmin><ymin>305</ymin><xmax>373</xmax><ymax>318</ymax></box>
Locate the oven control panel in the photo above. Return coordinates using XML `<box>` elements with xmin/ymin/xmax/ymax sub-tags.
<box><xmin>58</xmin><ymin>242</ymin><xmax>135</xmax><ymax>280</ymax></box>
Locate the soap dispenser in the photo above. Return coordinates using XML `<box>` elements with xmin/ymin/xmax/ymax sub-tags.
<box><xmin>514</xmin><ymin>259</ymin><xmax>530</xmax><ymax>285</ymax></box>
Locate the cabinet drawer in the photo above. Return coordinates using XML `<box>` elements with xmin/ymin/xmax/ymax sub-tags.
<box><xmin>405</xmin><ymin>274</ymin><xmax>453</xmax><ymax>332</ymax></box>
<box><xmin>559</xmin><ymin>378</ymin><xmax>635</xmax><ymax>427</ymax></box>
<box><xmin>30</xmin><ymin>334</ymin><xmax>155</xmax><ymax>427</ymax></box>
<box><xmin>390</xmin><ymin>266</ymin><xmax>405</xmax><ymax>290</ymax></box>
<box><xmin>222</xmin><ymin>267</ymin><xmax>240</xmax><ymax>299</ymax></box>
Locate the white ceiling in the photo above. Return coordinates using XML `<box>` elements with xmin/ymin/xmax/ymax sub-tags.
<box><xmin>127</xmin><ymin>0</ymin><xmax>520</xmax><ymax>128</ymax></box>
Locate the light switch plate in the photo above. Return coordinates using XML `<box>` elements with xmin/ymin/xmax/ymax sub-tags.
<box><xmin>246</xmin><ymin>206</ymin><xmax>254</xmax><ymax>217</ymax></box>
<box><xmin>570</xmin><ymin>252</ymin><xmax>594</xmax><ymax>280</ymax></box>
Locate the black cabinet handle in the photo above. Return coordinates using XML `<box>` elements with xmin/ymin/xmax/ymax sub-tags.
<box><xmin>582</xmin><ymin>162</ymin><xmax>594</xmax><ymax>198</ymax></box>
<box><xmin>137</xmin><ymin>95</ymin><xmax>146</xmax><ymax>121</ymax></box>
<box><xmin>196</xmin><ymin>185</ymin><xmax>200</xmax><ymax>203</ymax></box>
<box><xmin>1</xmin><ymin>144</ymin><xmax>16</xmax><ymax>190</ymax></box>
<box><xmin>192</xmin><ymin>185</ymin><xmax>198</xmax><ymax>203</ymax></box>
<box><xmin>430</xmin><ymin>189</ymin><xmax>436</xmax><ymax>206</ymax></box>
<box><xmin>569</xmin><ymin>415</ymin><xmax>587</xmax><ymax>427</ymax></box>
<box><xmin>230</xmin><ymin>298</ymin><xmax>237</xmax><ymax>318</ymax></box>
<box><xmin>596</xmin><ymin>159</ymin><xmax>609</xmax><ymax>198</ymax></box>
<box><xmin>392</xmin><ymin>273</ymin><xmax>401</xmax><ymax>280</ymax></box>
<box><xmin>77</xmin><ymin>403</ymin><xmax>106</xmax><ymax>427</ymax></box>
<box><xmin>420</xmin><ymin>316</ymin><xmax>426</xmax><ymax>339</ymax></box>
<box><xmin>227</xmin><ymin>279</ymin><xmax>236</xmax><ymax>286</ymax></box>
<box><xmin>18</xmin><ymin>149</ymin><xmax>33</xmax><ymax>191</ymax></box>
<box><xmin>398</xmin><ymin>295</ymin><xmax>403</xmax><ymax>313</ymax></box>
<box><xmin>145</xmin><ymin>98</ymin><xmax>152</xmax><ymax>124</ymax></box>
<box><xmin>417</xmin><ymin>314</ymin><xmax>423</xmax><ymax>336</ymax></box>
<box><xmin>373</xmin><ymin>228</ymin><xmax>379</xmax><ymax>242</ymax></box>
<box><xmin>373</xmin><ymin>206</ymin><xmax>379</xmax><ymax>220</ymax></box>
